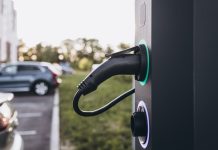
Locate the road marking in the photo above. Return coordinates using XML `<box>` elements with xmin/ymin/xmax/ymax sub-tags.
<box><xmin>18</xmin><ymin>130</ymin><xmax>37</xmax><ymax>136</ymax></box>
<box><xmin>18</xmin><ymin>112</ymin><xmax>42</xmax><ymax>118</ymax></box>
<box><xmin>50</xmin><ymin>89</ymin><xmax>60</xmax><ymax>150</ymax></box>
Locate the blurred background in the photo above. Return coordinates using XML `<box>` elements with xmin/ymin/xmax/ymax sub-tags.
<box><xmin>0</xmin><ymin>0</ymin><xmax>135</xmax><ymax>150</ymax></box>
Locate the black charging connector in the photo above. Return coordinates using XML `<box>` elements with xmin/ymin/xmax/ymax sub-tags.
<box><xmin>73</xmin><ymin>44</ymin><xmax>149</xmax><ymax>117</ymax></box>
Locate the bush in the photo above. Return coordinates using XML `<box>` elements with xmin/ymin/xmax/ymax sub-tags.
<box><xmin>78</xmin><ymin>58</ymin><xmax>93</xmax><ymax>71</ymax></box>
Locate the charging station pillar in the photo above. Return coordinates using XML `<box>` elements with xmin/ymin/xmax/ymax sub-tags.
<box><xmin>134</xmin><ymin>0</ymin><xmax>218</xmax><ymax>150</ymax></box>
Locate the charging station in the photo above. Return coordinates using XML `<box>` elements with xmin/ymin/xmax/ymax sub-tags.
<box><xmin>133</xmin><ymin>0</ymin><xmax>218</xmax><ymax>150</ymax></box>
<box><xmin>73</xmin><ymin>0</ymin><xmax>218</xmax><ymax>149</ymax></box>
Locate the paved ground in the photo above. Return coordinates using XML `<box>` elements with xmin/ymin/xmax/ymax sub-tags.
<box><xmin>12</xmin><ymin>92</ymin><xmax>54</xmax><ymax>150</ymax></box>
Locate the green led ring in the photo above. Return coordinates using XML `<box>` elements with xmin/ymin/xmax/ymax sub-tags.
<box><xmin>139</xmin><ymin>40</ymin><xmax>150</xmax><ymax>86</ymax></box>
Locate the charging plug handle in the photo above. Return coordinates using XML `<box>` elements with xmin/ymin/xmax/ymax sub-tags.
<box><xmin>73</xmin><ymin>45</ymin><xmax>148</xmax><ymax>116</ymax></box>
<box><xmin>79</xmin><ymin>54</ymin><xmax>140</xmax><ymax>95</ymax></box>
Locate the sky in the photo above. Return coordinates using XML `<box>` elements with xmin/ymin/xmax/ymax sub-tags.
<box><xmin>13</xmin><ymin>0</ymin><xmax>135</xmax><ymax>48</ymax></box>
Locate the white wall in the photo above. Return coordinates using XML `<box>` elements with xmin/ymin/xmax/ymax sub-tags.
<box><xmin>0</xmin><ymin>0</ymin><xmax>3</xmax><ymax>62</ymax></box>
<box><xmin>0</xmin><ymin>0</ymin><xmax>17</xmax><ymax>63</ymax></box>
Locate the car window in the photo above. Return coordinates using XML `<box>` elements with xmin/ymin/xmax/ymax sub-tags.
<box><xmin>1</xmin><ymin>66</ymin><xmax>17</xmax><ymax>74</ymax></box>
<box><xmin>17</xmin><ymin>65</ymin><xmax>41</xmax><ymax>72</ymax></box>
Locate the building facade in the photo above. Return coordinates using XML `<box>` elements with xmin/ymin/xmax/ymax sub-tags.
<box><xmin>0</xmin><ymin>0</ymin><xmax>17</xmax><ymax>63</ymax></box>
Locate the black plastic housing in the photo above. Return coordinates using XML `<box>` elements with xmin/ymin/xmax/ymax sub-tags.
<box><xmin>78</xmin><ymin>45</ymin><xmax>148</xmax><ymax>95</ymax></box>
<box><xmin>79</xmin><ymin>54</ymin><xmax>140</xmax><ymax>95</ymax></box>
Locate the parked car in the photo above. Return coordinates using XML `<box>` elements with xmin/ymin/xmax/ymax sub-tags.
<box><xmin>0</xmin><ymin>92</ymin><xmax>23</xmax><ymax>150</ymax></box>
<box><xmin>0</xmin><ymin>61</ymin><xmax>61</xmax><ymax>95</ymax></box>
<box><xmin>41</xmin><ymin>62</ymin><xmax>62</xmax><ymax>76</ymax></box>
<box><xmin>59</xmin><ymin>62</ymin><xmax>75</xmax><ymax>75</ymax></box>
<box><xmin>52</xmin><ymin>63</ymin><xmax>63</xmax><ymax>75</ymax></box>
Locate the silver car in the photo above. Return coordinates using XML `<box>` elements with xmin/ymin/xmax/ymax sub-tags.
<box><xmin>0</xmin><ymin>62</ymin><xmax>61</xmax><ymax>95</ymax></box>
<box><xmin>0</xmin><ymin>92</ymin><xmax>23</xmax><ymax>150</ymax></box>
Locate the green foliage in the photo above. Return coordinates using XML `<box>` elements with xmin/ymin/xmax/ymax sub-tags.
<box><xmin>78</xmin><ymin>57</ymin><xmax>93</xmax><ymax>71</ymax></box>
<box><xmin>117</xmin><ymin>43</ymin><xmax>130</xmax><ymax>50</ymax></box>
<box><xmin>64</xmin><ymin>38</ymin><xmax>104</xmax><ymax>64</ymax></box>
<box><xmin>59</xmin><ymin>72</ymin><xmax>132</xmax><ymax>150</ymax></box>
<box><xmin>40</xmin><ymin>46</ymin><xmax>59</xmax><ymax>63</ymax></box>
<box><xmin>18</xmin><ymin>38</ymin><xmax>132</xmax><ymax>71</ymax></box>
<box><xmin>105</xmin><ymin>46</ymin><xmax>113</xmax><ymax>55</ymax></box>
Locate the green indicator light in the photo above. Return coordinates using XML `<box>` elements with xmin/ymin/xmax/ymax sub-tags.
<box><xmin>139</xmin><ymin>40</ymin><xmax>150</xmax><ymax>86</ymax></box>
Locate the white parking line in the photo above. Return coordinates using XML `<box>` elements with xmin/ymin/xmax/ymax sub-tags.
<box><xmin>18</xmin><ymin>112</ymin><xmax>42</xmax><ymax>118</ymax></box>
<box><xmin>50</xmin><ymin>89</ymin><xmax>60</xmax><ymax>150</ymax></box>
<box><xmin>18</xmin><ymin>130</ymin><xmax>37</xmax><ymax>136</ymax></box>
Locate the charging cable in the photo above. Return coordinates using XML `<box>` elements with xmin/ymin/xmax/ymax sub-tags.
<box><xmin>73</xmin><ymin>45</ymin><xmax>148</xmax><ymax>116</ymax></box>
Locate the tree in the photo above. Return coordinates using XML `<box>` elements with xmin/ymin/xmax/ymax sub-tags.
<box><xmin>35</xmin><ymin>43</ymin><xmax>44</xmax><ymax>61</ymax></box>
<box><xmin>40</xmin><ymin>46</ymin><xmax>59</xmax><ymax>63</ymax></box>
<box><xmin>76</xmin><ymin>38</ymin><xmax>104</xmax><ymax>63</ymax></box>
<box><xmin>117</xmin><ymin>43</ymin><xmax>130</xmax><ymax>50</ymax></box>
<box><xmin>105</xmin><ymin>45</ymin><xmax>114</xmax><ymax>55</ymax></box>
<box><xmin>18</xmin><ymin>39</ymin><xmax>28</xmax><ymax>61</ymax></box>
<box><xmin>62</xmin><ymin>39</ymin><xmax>75</xmax><ymax>62</ymax></box>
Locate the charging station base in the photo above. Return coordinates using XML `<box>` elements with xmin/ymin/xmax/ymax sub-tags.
<box><xmin>134</xmin><ymin>0</ymin><xmax>218</xmax><ymax>150</ymax></box>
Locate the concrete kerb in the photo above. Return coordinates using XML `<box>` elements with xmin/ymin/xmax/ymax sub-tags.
<box><xmin>50</xmin><ymin>89</ymin><xmax>60</xmax><ymax>150</ymax></box>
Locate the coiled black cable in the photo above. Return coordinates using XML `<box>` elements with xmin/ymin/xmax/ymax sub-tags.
<box><xmin>73</xmin><ymin>88</ymin><xmax>135</xmax><ymax>117</ymax></box>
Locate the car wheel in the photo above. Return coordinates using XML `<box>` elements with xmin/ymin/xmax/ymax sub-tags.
<box><xmin>32</xmin><ymin>81</ymin><xmax>49</xmax><ymax>96</ymax></box>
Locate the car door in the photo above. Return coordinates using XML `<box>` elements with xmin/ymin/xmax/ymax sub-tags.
<box><xmin>0</xmin><ymin>65</ymin><xmax>18</xmax><ymax>90</ymax></box>
<box><xmin>15</xmin><ymin>65</ymin><xmax>41</xmax><ymax>89</ymax></box>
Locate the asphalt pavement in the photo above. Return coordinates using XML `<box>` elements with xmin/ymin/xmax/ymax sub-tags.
<box><xmin>12</xmin><ymin>92</ymin><xmax>55</xmax><ymax>150</ymax></box>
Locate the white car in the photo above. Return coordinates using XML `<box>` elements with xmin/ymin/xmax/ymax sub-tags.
<box><xmin>0</xmin><ymin>93</ymin><xmax>23</xmax><ymax>150</ymax></box>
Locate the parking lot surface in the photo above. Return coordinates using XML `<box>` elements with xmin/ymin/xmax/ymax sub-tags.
<box><xmin>12</xmin><ymin>93</ymin><xmax>54</xmax><ymax>150</ymax></box>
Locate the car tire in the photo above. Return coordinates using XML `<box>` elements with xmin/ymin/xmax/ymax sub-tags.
<box><xmin>32</xmin><ymin>81</ymin><xmax>50</xmax><ymax>96</ymax></box>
